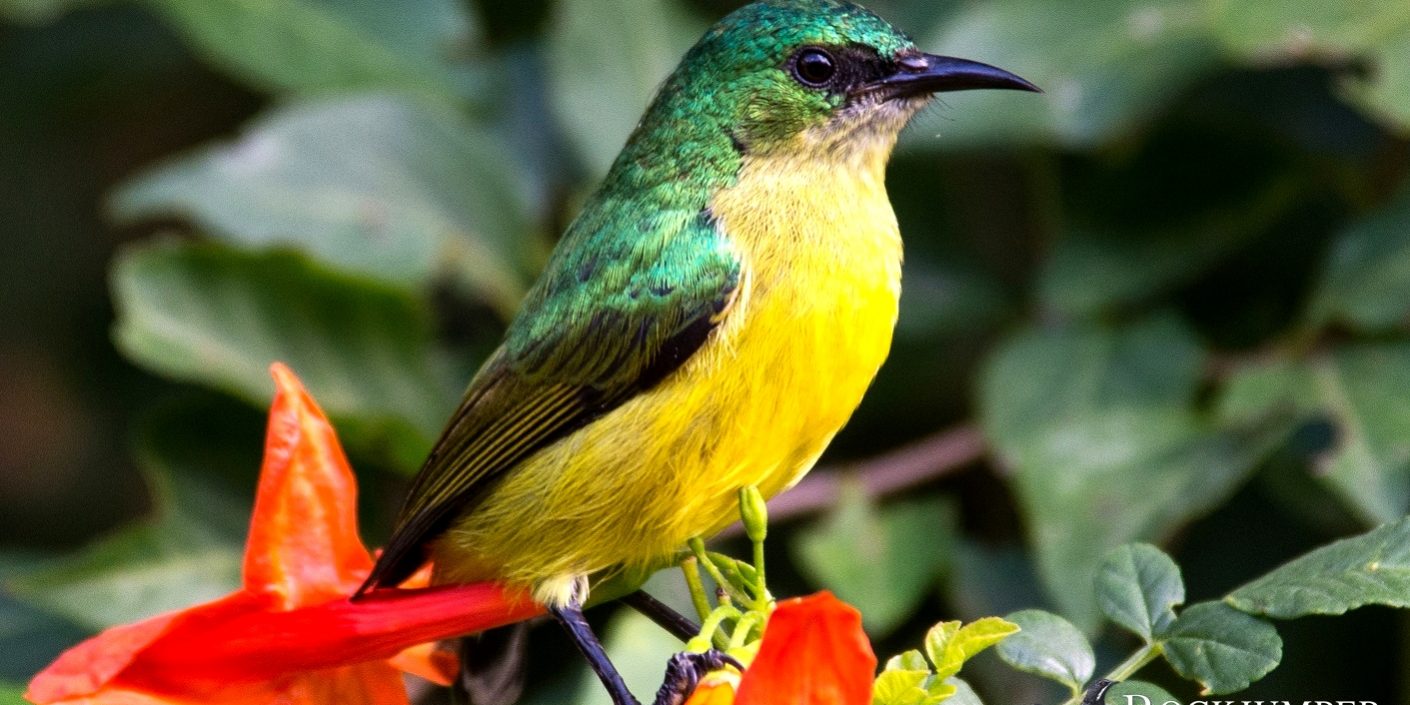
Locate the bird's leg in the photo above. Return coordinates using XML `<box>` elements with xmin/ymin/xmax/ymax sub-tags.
<box><xmin>550</xmin><ymin>597</ymin><xmax>639</xmax><ymax>705</ymax></box>
<box><xmin>651</xmin><ymin>650</ymin><xmax>743</xmax><ymax>705</ymax></box>
<box><xmin>622</xmin><ymin>590</ymin><xmax>701</xmax><ymax>641</ymax></box>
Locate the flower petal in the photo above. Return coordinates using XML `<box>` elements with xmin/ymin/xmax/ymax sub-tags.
<box><xmin>243</xmin><ymin>363</ymin><xmax>372</xmax><ymax>607</ymax></box>
<box><xmin>734</xmin><ymin>592</ymin><xmax>876</xmax><ymax>705</ymax></box>
<box><xmin>684</xmin><ymin>671</ymin><xmax>739</xmax><ymax>705</ymax></box>
<box><xmin>26</xmin><ymin>613</ymin><xmax>180</xmax><ymax>703</ymax></box>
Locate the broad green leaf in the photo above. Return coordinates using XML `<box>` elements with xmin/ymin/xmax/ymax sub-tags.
<box><xmin>1104</xmin><ymin>680</ymin><xmax>1178</xmax><ymax>705</ymax></box>
<box><xmin>1218</xmin><ymin>344</ymin><xmax>1410</xmax><ymax>525</ymax></box>
<box><xmin>111</xmin><ymin>240</ymin><xmax>462</xmax><ymax>468</ymax></box>
<box><xmin>4</xmin><ymin>412</ymin><xmax>254</xmax><ymax>630</ymax></box>
<box><xmin>135</xmin><ymin>0</ymin><xmax>476</xmax><ymax>100</ymax></box>
<box><xmin>1206</xmin><ymin>0</ymin><xmax>1410</xmax><ymax>130</ymax></box>
<box><xmin>1095</xmin><ymin>543</ymin><xmax>1185</xmax><ymax>641</ymax></box>
<box><xmin>1227</xmin><ymin>516</ymin><xmax>1410</xmax><ymax>618</ymax></box>
<box><xmin>994</xmin><ymin>609</ymin><xmax>1094</xmax><ymax>695</ymax></box>
<box><xmin>0</xmin><ymin>591</ymin><xmax>87</xmax><ymax>682</ymax></box>
<box><xmin>112</xmin><ymin>94</ymin><xmax>534</xmax><ymax>315</ymax></box>
<box><xmin>793</xmin><ymin>487</ymin><xmax>954</xmax><ymax>637</ymax></box>
<box><xmin>922</xmin><ymin>621</ymin><xmax>960</xmax><ymax>670</ymax></box>
<box><xmin>576</xmin><ymin>610</ymin><xmax>685</xmax><ymax>705</ymax></box>
<box><xmin>1308</xmin><ymin>184</ymin><xmax>1410</xmax><ymax>331</ymax></box>
<box><xmin>912</xmin><ymin>0</ymin><xmax>1219</xmax><ymax>149</ymax></box>
<box><xmin>546</xmin><ymin>0</ymin><xmax>705</xmax><ymax>176</ymax></box>
<box><xmin>979</xmin><ymin>317</ymin><xmax>1288</xmax><ymax>627</ymax></box>
<box><xmin>1162</xmin><ymin>602</ymin><xmax>1282</xmax><ymax>694</ymax></box>
<box><xmin>931</xmin><ymin>618</ymin><xmax>1020</xmax><ymax>680</ymax></box>
<box><xmin>942</xmin><ymin>677</ymin><xmax>983</xmax><ymax>705</ymax></box>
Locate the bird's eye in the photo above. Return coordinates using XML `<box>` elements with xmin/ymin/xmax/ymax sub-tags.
<box><xmin>792</xmin><ymin>48</ymin><xmax>837</xmax><ymax>87</ymax></box>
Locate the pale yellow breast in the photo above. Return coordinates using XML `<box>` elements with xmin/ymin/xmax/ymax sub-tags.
<box><xmin>435</xmin><ymin>135</ymin><xmax>904</xmax><ymax>604</ymax></box>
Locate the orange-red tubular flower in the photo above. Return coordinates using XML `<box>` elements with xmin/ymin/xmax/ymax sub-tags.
<box><xmin>688</xmin><ymin>592</ymin><xmax>878</xmax><ymax>705</ymax></box>
<box><xmin>27</xmin><ymin>364</ymin><xmax>543</xmax><ymax>705</ymax></box>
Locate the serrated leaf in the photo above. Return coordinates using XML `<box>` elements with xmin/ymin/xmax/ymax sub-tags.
<box><xmin>112</xmin><ymin>94</ymin><xmax>534</xmax><ymax>314</ymax></box>
<box><xmin>1095</xmin><ymin>543</ymin><xmax>1185</xmax><ymax>640</ymax></box>
<box><xmin>933</xmin><ymin>618</ymin><xmax>1020</xmax><ymax>679</ymax></box>
<box><xmin>1217</xmin><ymin>345</ymin><xmax>1410</xmax><ymax>525</ymax></box>
<box><xmin>873</xmin><ymin>669</ymin><xmax>933</xmax><ymax>705</ymax></box>
<box><xmin>135</xmin><ymin>0</ymin><xmax>477</xmax><ymax>100</ymax></box>
<box><xmin>1104</xmin><ymin>680</ymin><xmax>1177</xmax><ymax>705</ymax></box>
<box><xmin>980</xmin><ymin>317</ymin><xmax>1289</xmax><ymax>627</ymax></box>
<box><xmin>909</xmin><ymin>0</ymin><xmax>1219</xmax><ymax>149</ymax></box>
<box><xmin>793</xmin><ymin>488</ymin><xmax>954</xmax><ymax>637</ymax></box>
<box><xmin>1227</xmin><ymin>516</ymin><xmax>1410</xmax><ymax>618</ymax></box>
<box><xmin>1162</xmin><ymin>602</ymin><xmax>1282</xmax><ymax>694</ymax></box>
<box><xmin>111</xmin><ymin>240</ymin><xmax>461</xmax><ymax>469</ymax></box>
<box><xmin>1309</xmin><ymin>184</ymin><xmax>1410</xmax><ymax>331</ymax></box>
<box><xmin>886</xmin><ymin>649</ymin><xmax>931</xmax><ymax>672</ymax></box>
<box><xmin>922</xmin><ymin>621</ymin><xmax>960</xmax><ymax>670</ymax></box>
<box><xmin>546</xmin><ymin>0</ymin><xmax>706</xmax><ymax>176</ymax></box>
<box><xmin>994</xmin><ymin>609</ymin><xmax>1094</xmax><ymax>695</ymax></box>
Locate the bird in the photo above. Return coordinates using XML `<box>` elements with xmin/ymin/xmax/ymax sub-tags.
<box><xmin>356</xmin><ymin>1</ymin><xmax>1037</xmax><ymax>702</ymax></box>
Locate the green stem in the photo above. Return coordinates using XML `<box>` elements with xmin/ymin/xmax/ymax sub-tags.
<box><xmin>681</xmin><ymin>557</ymin><xmax>713</xmax><ymax>624</ymax></box>
<box><xmin>1060</xmin><ymin>642</ymin><xmax>1165</xmax><ymax>705</ymax></box>
<box><xmin>689</xmin><ymin>538</ymin><xmax>750</xmax><ymax>606</ymax></box>
<box><xmin>688</xmin><ymin>604</ymin><xmax>742</xmax><ymax>652</ymax></box>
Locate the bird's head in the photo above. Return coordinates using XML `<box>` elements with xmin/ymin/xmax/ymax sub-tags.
<box><xmin>629</xmin><ymin>0</ymin><xmax>1038</xmax><ymax>166</ymax></box>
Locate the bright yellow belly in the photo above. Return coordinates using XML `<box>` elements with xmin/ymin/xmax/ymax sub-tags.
<box><xmin>435</xmin><ymin>143</ymin><xmax>903</xmax><ymax>605</ymax></box>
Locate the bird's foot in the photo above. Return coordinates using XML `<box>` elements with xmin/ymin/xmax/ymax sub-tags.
<box><xmin>652</xmin><ymin>650</ymin><xmax>743</xmax><ymax>705</ymax></box>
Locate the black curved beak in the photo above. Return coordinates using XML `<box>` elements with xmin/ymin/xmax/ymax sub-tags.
<box><xmin>874</xmin><ymin>53</ymin><xmax>1041</xmax><ymax>97</ymax></box>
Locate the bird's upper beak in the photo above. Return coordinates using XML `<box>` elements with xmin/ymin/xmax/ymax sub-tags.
<box><xmin>872</xmin><ymin>53</ymin><xmax>1041</xmax><ymax>98</ymax></box>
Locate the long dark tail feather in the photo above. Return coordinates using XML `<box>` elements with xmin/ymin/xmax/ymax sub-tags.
<box><xmin>458</xmin><ymin>624</ymin><xmax>531</xmax><ymax>705</ymax></box>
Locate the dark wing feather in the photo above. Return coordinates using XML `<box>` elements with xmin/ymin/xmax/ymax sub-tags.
<box><xmin>356</xmin><ymin>208</ymin><xmax>740</xmax><ymax>595</ymax></box>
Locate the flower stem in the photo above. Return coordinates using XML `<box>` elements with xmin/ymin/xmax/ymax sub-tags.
<box><xmin>681</xmin><ymin>557</ymin><xmax>713</xmax><ymax>624</ymax></box>
<box><xmin>1060</xmin><ymin>642</ymin><xmax>1165</xmax><ymax>705</ymax></box>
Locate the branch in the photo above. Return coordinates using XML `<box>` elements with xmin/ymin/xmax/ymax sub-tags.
<box><xmin>715</xmin><ymin>424</ymin><xmax>986</xmax><ymax>538</ymax></box>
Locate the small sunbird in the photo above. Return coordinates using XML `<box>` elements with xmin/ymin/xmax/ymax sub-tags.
<box><xmin>356</xmin><ymin>0</ymin><xmax>1037</xmax><ymax>702</ymax></box>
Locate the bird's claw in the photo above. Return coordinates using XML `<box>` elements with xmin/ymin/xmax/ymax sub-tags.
<box><xmin>652</xmin><ymin>650</ymin><xmax>742</xmax><ymax>705</ymax></box>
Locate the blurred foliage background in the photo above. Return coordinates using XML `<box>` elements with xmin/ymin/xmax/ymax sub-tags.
<box><xmin>2</xmin><ymin>0</ymin><xmax>1408</xmax><ymax>702</ymax></box>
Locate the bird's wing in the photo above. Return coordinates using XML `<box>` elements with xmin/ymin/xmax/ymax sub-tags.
<box><xmin>358</xmin><ymin>207</ymin><xmax>741</xmax><ymax>594</ymax></box>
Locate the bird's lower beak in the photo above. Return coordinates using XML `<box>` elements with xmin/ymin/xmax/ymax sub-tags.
<box><xmin>873</xmin><ymin>53</ymin><xmax>1041</xmax><ymax>97</ymax></box>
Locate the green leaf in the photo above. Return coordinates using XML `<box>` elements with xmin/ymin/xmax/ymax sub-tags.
<box><xmin>994</xmin><ymin>609</ymin><xmax>1094</xmax><ymax>695</ymax></box>
<box><xmin>886</xmin><ymin>649</ymin><xmax>931</xmax><ymax>672</ymax></box>
<box><xmin>941</xmin><ymin>677</ymin><xmax>983</xmax><ymax>705</ymax></box>
<box><xmin>1227</xmin><ymin>516</ymin><xmax>1410</xmax><ymax>618</ymax></box>
<box><xmin>135</xmin><ymin>0</ymin><xmax>477</xmax><ymax>100</ymax></box>
<box><xmin>1206</xmin><ymin>0</ymin><xmax>1410</xmax><ymax>130</ymax></box>
<box><xmin>1104</xmin><ymin>680</ymin><xmax>1178</xmax><ymax>705</ymax></box>
<box><xmin>111</xmin><ymin>240</ymin><xmax>462</xmax><ymax>468</ymax></box>
<box><xmin>0</xmin><ymin>682</ymin><xmax>28</xmax><ymax>705</ymax></box>
<box><xmin>1308</xmin><ymin>184</ymin><xmax>1410</xmax><ymax>331</ymax></box>
<box><xmin>1095</xmin><ymin>543</ymin><xmax>1185</xmax><ymax>641</ymax></box>
<box><xmin>979</xmin><ymin>317</ymin><xmax>1289</xmax><ymax>627</ymax></box>
<box><xmin>910</xmin><ymin>0</ymin><xmax>1220</xmax><ymax>149</ymax></box>
<box><xmin>1218</xmin><ymin>344</ymin><xmax>1410</xmax><ymax>525</ymax></box>
<box><xmin>873</xmin><ymin>669</ymin><xmax>935</xmax><ymax>705</ymax></box>
<box><xmin>546</xmin><ymin>0</ymin><xmax>706</xmax><ymax>176</ymax></box>
<box><xmin>931</xmin><ymin>617</ymin><xmax>1020</xmax><ymax>680</ymax></box>
<box><xmin>793</xmin><ymin>487</ymin><xmax>954</xmax><ymax>637</ymax></box>
<box><xmin>112</xmin><ymin>94</ymin><xmax>534</xmax><ymax>315</ymax></box>
<box><xmin>1162</xmin><ymin>602</ymin><xmax>1282</xmax><ymax>694</ymax></box>
<box><xmin>4</xmin><ymin>409</ymin><xmax>254</xmax><ymax>629</ymax></box>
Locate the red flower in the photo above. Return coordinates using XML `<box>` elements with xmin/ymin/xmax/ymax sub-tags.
<box><xmin>27</xmin><ymin>364</ymin><xmax>543</xmax><ymax>705</ymax></box>
<box><xmin>688</xmin><ymin>592</ymin><xmax>878</xmax><ymax>705</ymax></box>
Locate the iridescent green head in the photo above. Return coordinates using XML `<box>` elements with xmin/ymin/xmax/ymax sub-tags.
<box><xmin>618</xmin><ymin>0</ymin><xmax>1036</xmax><ymax>169</ymax></box>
